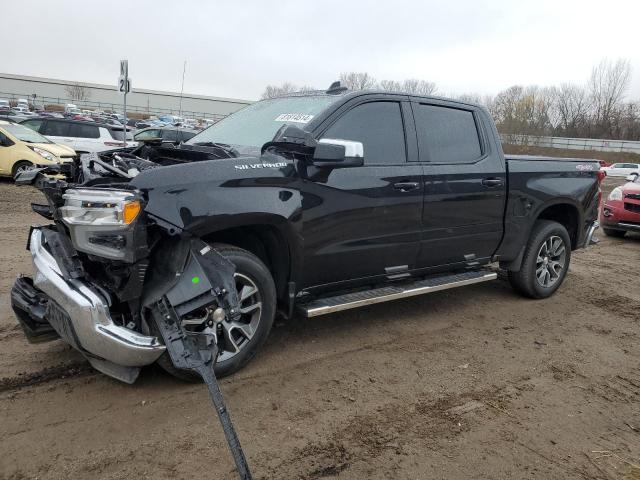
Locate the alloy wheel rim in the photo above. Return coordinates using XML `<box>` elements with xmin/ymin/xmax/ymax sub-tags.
<box><xmin>15</xmin><ymin>164</ymin><xmax>31</xmax><ymax>176</ymax></box>
<box><xmin>535</xmin><ymin>235</ymin><xmax>566</xmax><ymax>288</ymax></box>
<box><xmin>217</xmin><ymin>272</ymin><xmax>262</xmax><ymax>362</ymax></box>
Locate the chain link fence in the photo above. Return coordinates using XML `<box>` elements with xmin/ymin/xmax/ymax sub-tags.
<box><xmin>0</xmin><ymin>91</ymin><xmax>230</xmax><ymax>122</ymax></box>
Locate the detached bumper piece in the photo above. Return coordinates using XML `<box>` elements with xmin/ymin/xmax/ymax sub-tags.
<box><xmin>148</xmin><ymin>240</ymin><xmax>252</xmax><ymax>479</ymax></box>
<box><xmin>153</xmin><ymin>311</ymin><xmax>252</xmax><ymax>480</ymax></box>
<box><xmin>11</xmin><ymin>227</ymin><xmax>165</xmax><ymax>383</ymax></box>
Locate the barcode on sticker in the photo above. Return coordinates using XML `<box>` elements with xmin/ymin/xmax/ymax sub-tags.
<box><xmin>275</xmin><ymin>113</ymin><xmax>314</xmax><ymax>123</ymax></box>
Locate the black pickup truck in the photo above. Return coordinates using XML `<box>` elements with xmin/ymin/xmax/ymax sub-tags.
<box><xmin>12</xmin><ymin>84</ymin><xmax>600</xmax><ymax>383</ymax></box>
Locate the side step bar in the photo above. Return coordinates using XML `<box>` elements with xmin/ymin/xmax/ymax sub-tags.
<box><xmin>298</xmin><ymin>270</ymin><xmax>497</xmax><ymax>318</ymax></box>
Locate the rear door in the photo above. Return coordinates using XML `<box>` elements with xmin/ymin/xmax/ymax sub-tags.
<box><xmin>301</xmin><ymin>96</ymin><xmax>424</xmax><ymax>289</ymax></box>
<box><xmin>411</xmin><ymin>100</ymin><xmax>506</xmax><ymax>269</ymax></box>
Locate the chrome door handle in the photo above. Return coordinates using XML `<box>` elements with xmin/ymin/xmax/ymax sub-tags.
<box><xmin>481</xmin><ymin>177</ymin><xmax>504</xmax><ymax>187</ymax></box>
<box><xmin>393</xmin><ymin>182</ymin><xmax>420</xmax><ymax>192</ymax></box>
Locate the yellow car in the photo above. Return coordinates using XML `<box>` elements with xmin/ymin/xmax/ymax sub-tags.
<box><xmin>0</xmin><ymin>120</ymin><xmax>76</xmax><ymax>179</ymax></box>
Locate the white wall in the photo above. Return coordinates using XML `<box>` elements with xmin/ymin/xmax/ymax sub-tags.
<box><xmin>0</xmin><ymin>73</ymin><xmax>252</xmax><ymax>120</ymax></box>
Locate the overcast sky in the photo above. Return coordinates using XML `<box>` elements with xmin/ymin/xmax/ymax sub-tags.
<box><xmin>4</xmin><ymin>0</ymin><xmax>640</xmax><ymax>101</ymax></box>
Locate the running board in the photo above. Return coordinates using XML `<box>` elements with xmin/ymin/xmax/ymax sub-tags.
<box><xmin>298</xmin><ymin>270</ymin><xmax>497</xmax><ymax>318</ymax></box>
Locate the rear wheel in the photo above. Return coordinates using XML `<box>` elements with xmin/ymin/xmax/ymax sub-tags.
<box><xmin>12</xmin><ymin>161</ymin><xmax>33</xmax><ymax>180</ymax></box>
<box><xmin>155</xmin><ymin>244</ymin><xmax>276</xmax><ymax>381</ymax></box>
<box><xmin>508</xmin><ymin>220</ymin><xmax>571</xmax><ymax>299</ymax></box>
<box><xmin>603</xmin><ymin>228</ymin><xmax>626</xmax><ymax>238</ymax></box>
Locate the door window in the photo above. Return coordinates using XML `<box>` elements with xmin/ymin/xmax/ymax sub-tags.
<box><xmin>20</xmin><ymin>119</ymin><xmax>44</xmax><ymax>132</ymax></box>
<box><xmin>414</xmin><ymin>104</ymin><xmax>482</xmax><ymax>163</ymax></box>
<box><xmin>135</xmin><ymin>129</ymin><xmax>162</xmax><ymax>141</ymax></box>
<box><xmin>162</xmin><ymin>129</ymin><xmax>180</xmax><ymax>142</ymax></box>
<box><xmin>323</xmin><ymin>101</ymin><xmax>406</xmax><ymax>165</ymax></box>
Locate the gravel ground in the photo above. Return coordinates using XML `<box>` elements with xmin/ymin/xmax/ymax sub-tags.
<box><xmin>0</xmin><ymin>176</ymin><xmax>639</xmax><ymax>480</ymax></box>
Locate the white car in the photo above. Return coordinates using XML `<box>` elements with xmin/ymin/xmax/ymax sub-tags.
<box><xmin>20</xmin><ymin>118</ymin><xmax>137</xmax><ymax>153</ymax></box>
<box><xmin>601</xmin><ymin>162</ymin><xmax>640</xmax><ymax>180</ymax></box>
<box><xmin>0</xmin><ymin>99</ymin><xmax>9</xmax><ymax>109</ymax></box>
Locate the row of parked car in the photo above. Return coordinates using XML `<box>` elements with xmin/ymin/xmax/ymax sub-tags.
<box><xmin>0</xmin><ymin>114</ymin><xmax>199</xmax><ymax>179</ymax></box>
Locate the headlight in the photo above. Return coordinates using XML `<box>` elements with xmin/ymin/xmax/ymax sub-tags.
<box><xmin>60</xmin><ymin>189</ymin><xmax>143</xmax><ymax>261</ymax></box>
<box><xmin>608</xmin><ymin>187</ymin><xmax>623</xmax><ymax>201</ymax></box>
<box><xmin>30</xmin><ymin>146</ymin><xmax>57</xmax><ymax>162</ymax></box>
<box><xmin>61</xmin><ymin>189</ymin><xmax>141</xmax><ymax>226</ymax></box>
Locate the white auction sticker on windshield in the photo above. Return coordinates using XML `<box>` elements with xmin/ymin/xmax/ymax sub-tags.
<box><xmin>275</xmin><ymin>113</ymin><xmax>314</xmax><ymax>123</ymax></box>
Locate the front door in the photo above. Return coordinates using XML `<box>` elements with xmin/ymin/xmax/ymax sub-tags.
<box><xmin>300</xmin><ymin>97</ymin><xmax>424</xmax><ymax>289</ymax></box>
<box><xmin>411</xmin><ymin>101</ymin><xmax>506</xmax><ymax>269</ymax></box>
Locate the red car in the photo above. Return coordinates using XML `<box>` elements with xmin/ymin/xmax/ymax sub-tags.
<box><xmin>601</xmin><ymin>176</ymin><xmax>640</xmax><ymax>237</ymax></box>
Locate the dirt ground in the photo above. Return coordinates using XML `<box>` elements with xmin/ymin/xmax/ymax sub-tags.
<box><xmin>1</xmin><ymin>176</ymin><xmax>639</xmax><ymax>480</ymax></box>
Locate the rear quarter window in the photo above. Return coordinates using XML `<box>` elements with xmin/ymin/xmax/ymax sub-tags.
<box><xmin>43</xmin><ymin>120</ymin><xmax>70</xmax><ymax>137</ymax></box>
<box><xmin>108</xmin><ymin>129</ymin><xmax>126</xmax><ymax>141</ymax></box>
<box><xmin>68</xmin><ymin>123</ymin><xmax>100</xmax><ymax>139</ymax></box>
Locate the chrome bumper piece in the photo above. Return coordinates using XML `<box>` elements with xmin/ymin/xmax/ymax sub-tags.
<box><xmin>584</xmin><ymin>220</ymin><xmax>599</xmax><ymax>246</ymax></box>
<box><xmin>29</xmin><ymin>228</ymin><xmax>165</xmax><ymax>370</ymax></box>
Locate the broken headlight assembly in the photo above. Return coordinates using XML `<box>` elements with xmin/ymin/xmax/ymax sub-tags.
<box><xmin>60</xmin><ymin>188</ymin><xmax>145</xmax><ymax>261</ymax></box>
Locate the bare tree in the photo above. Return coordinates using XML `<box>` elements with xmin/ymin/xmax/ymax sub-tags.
<box><xmin>378</xmin><ymin>78</ymin><xmax>437</xmax><ymax>94</ymax></box>
<box><xmin>261</xmin><ymin>83</ymin><xmax>299</xmax><ymax>99</ymax></box>
<box><xmin>261</xmin><ymin>83</ymin><xmax>315</xmax><ymax>99</ymax></box>
<box><xmin>401</xmin><ymin>79</ymin><xmax>437</xmax><ymax>95</ymax></box>
<box><xmin>339</xmin><ymin>72</ymin><xmax>377</xmax><ymax>90</ymax></box>
<box><xmin>65</xmin><ymin>83</ymin><xmax>91</xmax><ymax>101</ymax></box>
<box><xmin>588</xmin><ymin>58</ymin><xmax>631</xmax><ymax>137</ymax></box>
<box><xmin>378</xmin><ymin>79</ymin><xmax>403</xmax><ymax>92</ymax></box>
<box><xmin>552</xmin><ymin>83</ymin><xmax>589</xmax><ymax>136</ymax></box>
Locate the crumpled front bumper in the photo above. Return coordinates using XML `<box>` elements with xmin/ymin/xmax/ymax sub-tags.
<box><xmin>11</xmin><ymin>228</ymin><xmax>165</xmax><ymax>382</ymax></box>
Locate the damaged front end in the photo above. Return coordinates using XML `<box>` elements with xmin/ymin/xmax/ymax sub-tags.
<box><xmin>11</xmin><ymin>152</ymin><xmax>240</xmax><ymax>384</ymax></box>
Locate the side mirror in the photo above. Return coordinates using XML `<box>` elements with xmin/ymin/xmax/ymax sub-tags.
<box><xmin>312</xmin><ymin>139</ymin><xmax>364</xmax><ymax>168</ymax></box>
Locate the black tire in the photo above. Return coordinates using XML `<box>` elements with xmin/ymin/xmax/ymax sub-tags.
<box><xmin>154</xmin><ymin>244</ymin><xmax>276</xmax><ymax>381</ymax></box>
<box><xmin>508</xmin><ymin>220</ymin><xmax>572</xmax><ymax>299</ymax></box>
<box><xmin>12</xmin><ymin>161</ymin><xmax>33</xmax><ymax>180</ymax></box>
<box><xmin>603</xmin><ymin>228</ymin><xmax>626</xmax><ymax>238</ymax></box>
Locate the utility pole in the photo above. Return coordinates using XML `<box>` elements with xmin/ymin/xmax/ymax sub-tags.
<box><xmin>119</xmin><ymin>60</ymin><xmax>131</xmax><ymax>136</ymax></box>
<box><xmin>179</xmin><ymin>60</ymin><xmax>186</xmax><ymax>118</ymax></box>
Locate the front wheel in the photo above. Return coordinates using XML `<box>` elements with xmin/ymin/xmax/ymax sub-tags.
<box><xmin>508</xmin><ymin>220</ymin><xmax>571</xmax><ymax>299</ymax></box>
<box><xmin>155</xmin><ymin>244</ymin><xmax>276</xmax><ymax>381</ymax></box>
<box><xmin>12</xmin><ymin>161</ymin><xmax>33</xmax><ymax>180</ymax></box>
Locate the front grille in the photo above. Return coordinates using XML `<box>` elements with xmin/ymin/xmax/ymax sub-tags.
<box><xmin>626</xmin><ymin>193</ymin><xmax>640</xmax><ymax>200</ymax></box>
<box><xmin>624</xmin><ymin>202</ymin><xmax>640</xmax><ymax>214</ymax></box>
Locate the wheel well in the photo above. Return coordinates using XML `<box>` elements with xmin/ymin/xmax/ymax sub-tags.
<box><xmin>537</xmin><ymin>203</ymin><xmax>579</xmax><ymax>249</ymax></box>
<box><xmin>11</xmin><ymin>160</ymin><xmax>33</xmax><ymax>177</ymax></box>
<box><xmin>202</xmin><ymin>225</ymin><xmax>291</xmax><ymax>301</ymax></box>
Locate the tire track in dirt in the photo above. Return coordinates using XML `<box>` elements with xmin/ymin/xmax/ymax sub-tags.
<box><xmin>0</xmin><ymin>362</ymin><xmax>94</xmax><ymax>392</ymax></box>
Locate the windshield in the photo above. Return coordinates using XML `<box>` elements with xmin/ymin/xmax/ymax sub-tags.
<box><xmin>3</xmin><ymin>123</ymin><xmax>52</xmax><ymax>143</ymax></box>
<box><xmin>186</xmin><ymin>95</ymin><xmax>341</xmax><ymax>149</ymax></box>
